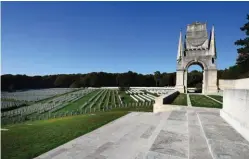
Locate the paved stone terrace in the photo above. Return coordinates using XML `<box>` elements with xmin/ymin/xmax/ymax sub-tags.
<box><xmin>35</xmin><ymin>107</ymin><xmax>249</xmax><ymax>159</ymax></box>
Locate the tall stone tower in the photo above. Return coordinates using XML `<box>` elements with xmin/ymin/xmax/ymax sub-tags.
<box><xmin>175</xmin><ymin>22</ymin><xmax>218</xmax><ymax>94</ymax></box>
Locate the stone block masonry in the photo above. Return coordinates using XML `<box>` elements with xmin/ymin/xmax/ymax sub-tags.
<box><xmin>219</xmin><ymin>78</ymin><xmax>249</xmax><ymax>90</ymax></box>
<box><xmin>220</xmin><ymin>89</ymin><xmax>249</xmax><ymax>142</ymax></box>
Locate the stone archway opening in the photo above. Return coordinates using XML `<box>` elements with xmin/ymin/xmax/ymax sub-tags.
<box><xmin>185</xmin><ymin>63</ymin><xmax>204</xmax><ymax>93</ymax></box>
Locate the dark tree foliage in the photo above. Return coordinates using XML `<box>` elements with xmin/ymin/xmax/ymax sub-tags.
<box><xmin>220</xmin><ymin>14</ymin><xmax>249</xmax><ymax>79</ymax></box>
<box><xmin>187</xmin><ymin>70</ymin><xmax>203</xmax><ymax>87</ymax></box>
<box><xmin>1</xmin><ymin>71</ymin><xmax>205</xmax><ymax>91</ymax></box>
<box><xmin>70</xmin><ymin>80</ymin><xmax>80</xmax><ymax>88</ymax></box>
<box><xmin>235</xmin><ymin>14</ymin><xmax>249</xmax><ymax>64</ymax></box>
<box><xmin>118</xmin><ymin>86</ymin><xmax>130</xmax><ymax>91</ymax></box>
<box><xmin>154</xmin><ymin>71</ymin><xmax>161</xmax><ymax>87</ymax></box>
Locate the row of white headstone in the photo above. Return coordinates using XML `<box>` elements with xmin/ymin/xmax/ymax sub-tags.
<box><xmin>2</xmin><ymin>89</ymin><xmax>93</xmax><ymax>118</ymax></box>
<box><xmin>1</xmin><ymin>100</ymin><xmax>27</xmax><ymax>109</ymax></box>
<box><xmin>80</xmin><ymin>89</ymin><xmax>122</xmax><ymax>111</ymax></box>
<box><xmin>130</xmin><ymin>93</ymin><xmax>156</xmax><ymax>102</ymax></box>
<box><xmin>1</xmin><ymin>88</ymin><xmax>78</xmax><ymax>102</ymax></box>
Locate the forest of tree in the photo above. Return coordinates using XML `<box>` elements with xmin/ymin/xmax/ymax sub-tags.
<box><xmin>0</xmin><ymin>70</ymin><xmax>230</xmax><ymax>91</ymax></box>
<box><xmin>1</xmin><ymin>71</ymin><xmax>202</xmax><ymax>91</ymax></box>
<box><xmin>2</xmin><ymin>14</ymin><xmax>248</xmax><ymax>92</ymax></box>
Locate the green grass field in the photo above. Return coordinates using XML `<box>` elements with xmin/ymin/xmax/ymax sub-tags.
<box><xmin>171</xmin><ymin>93</ymin><xmax>187</xmax><ymax>106</ymax></box>
<box><xmin>111</xmin><ymin>106</ymin><xmax>153</xmax><ymax>112</ymax></box>
<box><xmin>208</xmin><ymin>95</ymin><xmax>223</xmax><ymax>102</ymax></box>
<box><xmin>119</xmin><ymin>91</ymin><xmax>134</xmax><ymax>103</ymax></box>
<box><xmin>1</xmin><ymin>110</ymin><xmax>132</xmax><ymax>159</ymax></box>
<box><xmin>190</xmin><ymin>95</ymin><xmax>222</xmax><ymax>108</ymax></box>
<box><xmin>36</xmin><ymin>88</ymin><xmax>81</xmax><ymax>104</ymax></box>
<box><xmin>52</xmin><ymin>90</ymin><xmax>100</xmax><ymax>113</ymax></box>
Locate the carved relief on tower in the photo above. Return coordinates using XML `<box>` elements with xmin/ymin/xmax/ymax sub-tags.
<box><xmin>186</xmin><ymin>22</ymin><xmax>209</xmax><ymax>49</ymax></box>
<box><xmin>185</xmin><ymin>49</ymin><xmax>209</xmax><ymax>57</ymax></box>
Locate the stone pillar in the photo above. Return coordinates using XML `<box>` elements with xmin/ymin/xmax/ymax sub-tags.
<box><xmin>184</xmin><ymin>70</ymin><xmax>188</xmax><ymax>93</ymax></box>
<box><xmin>202</xmin><ymin>70</ymin><xmax>207</xmax><ymax>94</ymax></box>
<box><xmin>175</xmin><ymin>69</ymin><xmax>185</xmax><ymax>93</ymax></box>
<box><xmin>206</xmin><ymin>69</ymin><xmax>218</xmax><ymax>94</ymax></box>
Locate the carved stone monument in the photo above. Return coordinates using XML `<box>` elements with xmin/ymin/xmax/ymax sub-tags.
<box><xmin>175</xmin><ymin>22</ymin><xmax>218</xmax><ymax>94</ymax></box>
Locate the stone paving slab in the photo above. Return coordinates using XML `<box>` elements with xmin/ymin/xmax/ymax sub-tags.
<box><xmin>150</xmin><ymin>130</ymin><xmax>188</xmax><ymax>158</ymax></box>
<box><xmin>209</xmin><ymin>140</ymin><xmax>249</xmax><ymax>159</ymax></box>
<box><xmin>162</xmin><ymin>120</ymin><xmax>188</xmax><ymax>135</ymax></box>
<box><xmin>203</xmin><ymin>124</ymin><xmax>248</xmax><ymax>144</ymax></box>
<box><xmin>198</xmin><ymin>112</ymin><xmax>229</xmax><ymax>126</ymax></box>
<box><xmin>188</xmin><ymin>124</ymin><xmax>212</xmax><ymax>159</ymax></box>
<box><xmin>35</xmin><ymin>108</ymin><xmax>249</xmax><ymax>159</ymax></box>
<box><xmin>146</xmin><ymin>151</ymin><xmax>186</xmax><ymax>159</ymax></box>
<box><xmin>168</xmin><ymin>110</ymin><xmax>187</xmax><ymax>121</ymax></box>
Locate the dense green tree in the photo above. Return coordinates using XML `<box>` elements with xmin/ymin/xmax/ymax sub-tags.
<box><xmin>235</xmin><ymin>14</ymin><xmax>249</xmax><ymax>64</ymax></box>
<box><xmin>2</xmin><ymin>68</ymin><xmax>243</xmax><ymax>92</ymax></box>
<box><xmin>154</xmin><ymin>71</ymin><xmax>161</xmax><ymax>87</ymax></box>
<box><xmin>187</xmin><ymin>70</ymin><xmax>203</xmax><ymax>87</ymax></box>
<box><xmin>54</xmin><ymin>75</ymin><xmax>75</xmax><ymax>88</ymax></box>
<box><xmin>218</xmin><ymin>14</ymin><xmax>249</xmax><ymax>79</ymax></box>
<box><xmin>69</xmin><ymin>80</ymin><xmax>80</xmax><ymax>88</ymax></box>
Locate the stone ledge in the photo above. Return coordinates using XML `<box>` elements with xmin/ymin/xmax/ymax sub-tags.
<box><xmin>153</xmin><ymin>91</ymin><xmax>180</xmax><ymax>113</ymax></box>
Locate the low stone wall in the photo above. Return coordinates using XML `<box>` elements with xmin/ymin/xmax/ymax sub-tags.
<box><xmin>153</xmin><ymin>90</ymin><xmax>180</xmax><ymax>113</ymax></box>
<box><xmin>219</xmin><ymin>78</ymin><xmax>249</xmax><ymax>90</ymax></box>
<box><xmin>162</xmin><ymin>91</ymin><xmax>179</xmax><ymax>104</ymax></box>
<box><xmin>220</xmin><ymin>89</ymin><xmax>249</xmax><ymax>142</ymax></box>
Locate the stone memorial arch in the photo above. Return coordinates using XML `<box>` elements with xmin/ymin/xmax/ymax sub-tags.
<box><xmin>175</xmin><ymin>22</ymin><xmax>218</xmax><ymax>94</ymax></box>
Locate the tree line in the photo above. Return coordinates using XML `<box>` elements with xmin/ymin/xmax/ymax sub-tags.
<box><xmin>1</xmin><ymin>69</ymin><xmax>239</xmax><ymax>92</ymax></box>
<box><xmin>1</xmin><ymin>71</ymin><xmax>203</xmax><ymax>91</ymax></box>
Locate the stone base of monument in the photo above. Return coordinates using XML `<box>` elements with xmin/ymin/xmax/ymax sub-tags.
<box><xmin>206</xmin><ymin>86</ymin><xmax>218</xmax><ymax>94</ymax></box>
<box><xmin>175</xmin><ymin>85</ymin><xmax>185</xmax><ymax>93</ymax></box>
<box><xmin>220</xmin><ymin>89</ymin><xmax>249</xmax><ymax>142</ymax></box>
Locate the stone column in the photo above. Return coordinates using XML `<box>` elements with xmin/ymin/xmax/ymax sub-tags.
<box><xmin>184</xmin><ymin>70</ymin><xmax>188</xmax><ymax>93</ymax></box>
<box><xmin>175</xmin><ymin>69</ymin><xmax>185</xmax><ymax>93</ymax></box>
<box><xmin>206</xmin><ymin>69</ymin><xmax>218</xmax><ymax>94</ymax></box>
<box><xmin>202</xmin><ymin>70</ymin><xmax>206</xmax><ymax>94</ymax></box>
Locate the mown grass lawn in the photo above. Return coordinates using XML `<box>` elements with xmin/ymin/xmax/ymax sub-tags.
<box><xmin>208</xmin><ymin>95</ymin><xmax>223</xmax><ymax>102</ymax></box>
<box><xmin>54</xmin><ymin>90</ymin><xmax>99</xmax><ymax>113</ymax></box>
<box><xmin>119</xmin><ymin>91</ymin><xmax>134</xmax><ymax>103</ymax></box>
<box><xmin>1</xmin><ymin>111</ymin><xmax>128</xmax><ymax>159</ymax></box>
<box><xmin>171</xmin><ymin>93</ymin><xmax>187</xmax><ymax>106</ymax></box>
<box><xmin>190</xmin><ymin>95</ymin><xmax>222</xmax><ymax>108</ymax></box>
<box><xmin>111</xmin><ymin>106</ymin><xmax>153</xmax><ymax>112</ymax></box>
<box><xmin>37</xmin><ymin>88</ymin><xmax>81</xmax><ymax>104</ymax></box>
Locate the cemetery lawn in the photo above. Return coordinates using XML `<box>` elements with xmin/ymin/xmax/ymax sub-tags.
<box><xmin>119</xmin><ymin>91</ymin><xmax>134</xmax><ymax>103</ymax></box>
<box><xmin>171</xmin><ymin>93</ymin><xmax>187</xmax><ymax>106</ymax></box>
<box><xmin>110</xmin><ymin>106</ymin><xmax>153</xmax><ymax>112</ymax></box>
<box><xmin>207</xmin><ymin>95</ymin><xmax>223</xmax><ymax>102</ymax></box>
<box><xmin>54</xmin><ymin>90</ymin><xmax>100</xmax><ymax>113</ymax></box>
<box><xmin>1</xmin><ymin>111</ymin><xmax>128</xmax><ymax>159</ymax></box>
<box><xmin>35</xmin><ymin>88</ymin><xmax>81</xmax><ymax>104</ymax></box>
<box><xmin>1</xmin><ymin>98</ymin><xmax>23</xmax><ymax>102</ymax></box>
<box><xmin>144</xmin><ymin>91</ymin><xmax>159</xmax><ymax>97</ymax></box>
<box><xmin>190</xmin><ymin>95</ymin><xmax>222</xmax><ymax>108</ymax></box>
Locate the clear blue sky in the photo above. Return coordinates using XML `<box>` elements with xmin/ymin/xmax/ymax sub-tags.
<box><xmin>2</xmin><ymin>1</ymin><xmax>249</xmax><ymax>75</ymax></box>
